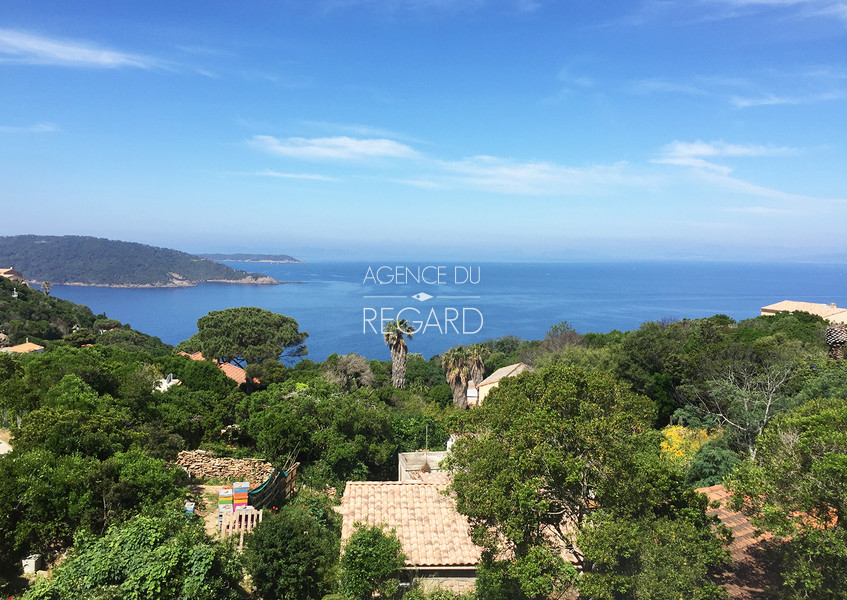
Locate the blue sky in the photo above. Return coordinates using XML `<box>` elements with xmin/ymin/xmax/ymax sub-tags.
<box><xmin>1</xmin><ymin>0</ymin><xmax>846</xmax><ymax>261</ymax></box>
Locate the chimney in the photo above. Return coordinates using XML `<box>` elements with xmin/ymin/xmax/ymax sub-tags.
<box><xmin>831</xmin><ymin>303</ymin><xmax>837</xmax><ymax>308</ymax></box>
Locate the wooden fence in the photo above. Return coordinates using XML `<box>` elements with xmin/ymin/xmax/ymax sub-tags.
<box><xmin>220</xmin><ymin>507</ymin><xmax>263</xmax><ymax>550</ymax></box>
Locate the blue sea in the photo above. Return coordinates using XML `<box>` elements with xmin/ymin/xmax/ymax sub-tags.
<box><xmin>50</xmin><ymin>261</ymin><xmax>847</xmax><ymax>362</ymax></box>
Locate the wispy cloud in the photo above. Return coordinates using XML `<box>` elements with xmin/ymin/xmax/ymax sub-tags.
<box><xmin>627</xmin><ymin>78</ymin><xmax>708</xmax><ymax>96</ymax></box>
<box><xmin>0</xmin><ymin>28</ymin><xmax>159</xmax><ymax>69</ymax></box>
<box><xmin>651</xmin><ymin>139</ymin><xmax>837</xmax><ymax>205</ymax></box>
<box><xmin>732</xmin><ymin>91</ymin><xmax>847</xmax><ymax>107</ymax></box>
<box><xmin>654</xmin><ymin>140</ymin><xmax>795</xmax><ymax>173</ymax></box>
<box><xmin>653</xmin><ymin>157</ymin><xmax>733</xmax><ymax>174</ymax></box>
<box><xmin>253</xmin><ymin>169</ymin><xmax>339</xmax><ymax>181</ymax></box>
<box><xmin>660</xmin><ymin>139</ymin><xmax>798</xmax><ymax>158</ymax></box>
<box><xmin>320</xmin><ymin>0</ymin><xmax>541</xmax><ymax>13</ymax></box>
<box><xmin>0</xmin><ymin>122</ymin><xmax>58</xmax><ymax>133</ymax></box>
<box><xmin>434</xmin><ymin>156</ymin><xmax>651</xmax><ymax>195</ymax></box>
<box><xmin>725</xmin><ymin>205</ymin><xmax>796</xmax><ymax>215</ymax></box>
<box><xmin>250</xmin><ymin>135</ymin><xmax>419</xmax><ymax>160</ymax></box>
<box><xmin>297</xmin><ymin>120</ymin><xmax>427</xmax><ymax>145</ymax></box>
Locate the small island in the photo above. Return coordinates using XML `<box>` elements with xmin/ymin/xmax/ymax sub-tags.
<box><xmin>0</xmin><ymin>235</ymin><xmax>280</xmax><ymax>287</ymax></box>
<box><xmin>202</xmin><ymin>253</ymin><xmax>304</xmax><ymax>264</ymax></box>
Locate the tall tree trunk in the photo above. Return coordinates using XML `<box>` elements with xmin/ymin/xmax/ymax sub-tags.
<box><xmin>391</xmin><ymin>345</ymin><xmax>407</xmax><ymax>388</ymax></box>
<box><xmin>469</xmin><ymin>362</ymin><xmax>484</xmax><ymax>387</ymax></box>
<box><xmin>452</xmin><ymin>381</ymin><xmax>468</xmax><ymax>409</ymax></box>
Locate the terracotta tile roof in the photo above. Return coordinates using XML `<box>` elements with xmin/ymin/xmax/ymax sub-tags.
<box><xmin>0</xmin><ymin>341</ymin><xmax>44</xmax><ymax>353</ymax></box>
<box><xmin>761</xmin><ymin>300</ymin><xmax>847</xmax><ymax>320</ymax></box>
<box><xmin>409</xmin><ymin>471</ymin><xmax>452</xmax><ymax>484</ymax></box>
<box><xmin>216</xmin><ymin>361</ymin><xmax>247</xmax><ymax>384</ymax></box>
<box><xmin>178</xmin><ymin>350</ymin><xmax>249</xmax><ymax>385</ymax></box>
<box><xmin>341</xmin><ymin>481</ymin><xmax>482</xmax><ymax>568</ymax></box>
<box><xmin>697</xmin><ymin>484</ymin><xmax>775</xmax><ymax>599</ymax></box>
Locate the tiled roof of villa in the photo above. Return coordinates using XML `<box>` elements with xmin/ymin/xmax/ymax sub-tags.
<box><xmin>761</xmin><ymin>300</ymin><xmax>847</xmax><ymax>320</ymax></box>
<box><xmin>178</xmin><ymin>350</ymin><xmax>249</xmax><ymax>385</ymax></box>
<box><xmin>216</xmin><ymin>361</ymin><xmax>247</xmax><ymax>384</ymax></box>
<box><xmin>697</xmin><ymin>484</ymin><xmax>775</xmax><ymax>599</ymax></box>
<box><xmin>340</xmin><ymin>481</ymin><xmax>481</xmax><ymax>568</ymax></box>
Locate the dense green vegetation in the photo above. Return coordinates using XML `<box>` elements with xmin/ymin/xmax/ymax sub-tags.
<box><xmin>0</xmin><ymin>235</ymin><xmax>276</xmax><ymax>286</ymax></box>
<box><xmin>340</xmin><ymin>524</ymin><xmax>406</xmax><ymax>600</ymax></box>
<box><xmin>24</xmin><ymin>512</ymin><xmax>247</xmax><ymax>600</ymax></box>
<box><xmin>0</xmin><ymin>275</ymin><xmax>169</xmax><ymax>350</ymax></box>
<box><xmin>245</xmin><ymin>498</ymin><xmax>340</xmax><ymax>600</ymax></box>
<box><xmin>2</xmin><ymin>280</ymin><xmax>846</xmax><ymax>599</ymax></box>
<box><xmin>177</xmin><ymin>306</ymin><xmax>308</xmax><ymax>367</ymax></box>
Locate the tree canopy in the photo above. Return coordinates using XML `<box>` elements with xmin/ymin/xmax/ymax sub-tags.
<box><xmin>446</xmin><ymin>364</ymin><xmax>729</xmax><ymax>599</ymax></box>
<box><xmin>182</xmin><ymin>306</ymin><xmax>307</xmax><ymax>366</ymax></box>
<box><xmin>727</xmin><ymin>397</ymin><xmax>847</xmax><ymax>599</ymax></box>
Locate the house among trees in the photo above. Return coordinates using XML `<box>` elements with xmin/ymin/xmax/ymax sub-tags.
<box><xmin>0</xmin><ymin>267</ymin><xmax>28</xmax><ymax>285</ymax></box>
<box><xmin>0</xmin><ymin>340</ymin><xmax>44</xmax><ymax>354</ymax></box>
<box><xmin>178</xmin><ymin>350</ymin><xmax>250</xmax><ymax>385</ymax></box>
<box><xmin>340</xmin><ymin>480</ymin><xmax>481</xmax><ymax>593</ymax></box>
<box><xmin>470</xmin><ymin>362</ymin><xmax>532</xmax><ymax>407</ymax></box>
<box><xmin>761</xmin><ymin>300</ymin><xmax>847</xmax><ymax>325</ymax></box>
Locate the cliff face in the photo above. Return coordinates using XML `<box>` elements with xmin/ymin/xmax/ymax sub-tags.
<box><xmin>0</xmin><ymin>235</ymin><xmax>280</xmax><ymax>286</ymax></box>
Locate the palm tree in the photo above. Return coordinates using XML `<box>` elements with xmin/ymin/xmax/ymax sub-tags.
<box><xmin>442</xmin><ymin>346</ymin><xmax>470</xmax><ymax>409</ymax></box>
<box><xmin>466</xmin><ymin>343</ymin><xmax>490</xmax><ymax>386</ymax></box>
<box><xmin>384</xmin><ymin>319</ymin><xmax>414</xmax><ymax>388</ymax></box>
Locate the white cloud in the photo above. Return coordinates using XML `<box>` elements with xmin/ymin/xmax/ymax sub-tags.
<box><xmin>652</xmin><ymin>157</ymin><xmax>733</xmax><ymax>174</ymax></box>
<box><xmin>660</xmin><ymin>140</ymin><xmax>797</xmax><ymax>158</ymax></box>
<box><xmin>0</xmin><ymin>29</ymin><xmax>160</xmax><ymax>69</ymax></box>
<box><xmin>725</xmin><ymin>205</ymin><xmax>796</xmax><ymax>215</ymax></box>
<box><xmin>627</xmin><ymin>78</ymin><xmax>707</xmax><ymax>96</ymax></box>
<box><xmin>732</xmin><ymin>91</ymin><xmax>847</xmax><ymax>107</ymax></box>
<box><xmin>321</xmin><ymin>0</ymin><xmax>540</xmax><ymax>13</ymax></box>
<box><xmin>0</xmin><ymin>122</ymin><xmax>57</xmax><ymax>133</ymax></box>
<box><xmin>253</xmin><ymin>169</ymin><xmax>339</xmax><ymax>181</ymax></box>
<box><xmin>250</xmin><ymin>135</ymin><xmax>419</xmax><ymax>160</ymax></box>
<box><xmin>434</xmin><ymin>155</ymin><xmax>651</xmax><ymax>195</ymax></box>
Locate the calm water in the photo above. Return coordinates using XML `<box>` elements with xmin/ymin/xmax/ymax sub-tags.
<box><xmin>51</xmin><ymin>261</ymin><xmax>847</xmax><ymax>362</ymax></box>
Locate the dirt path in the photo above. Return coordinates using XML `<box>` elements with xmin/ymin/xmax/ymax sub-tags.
<box><xmin>188</xmin><ymin>483</ymin><xmax>226</xmax><ymax>537</ymax></box>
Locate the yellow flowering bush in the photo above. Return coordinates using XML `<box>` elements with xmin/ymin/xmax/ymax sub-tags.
<box><xmin>660</xmin><ymin>425</ymin><xmax>714</xmax><ymax>466</ymax></box>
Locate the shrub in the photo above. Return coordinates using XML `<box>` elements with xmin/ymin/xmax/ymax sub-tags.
<box><xmin>245</xmin><ymin>504</ymin><xmax>339</xmax><ymax>600</ymax></box>
<box><xmin>340</xmin><ymin>524</ymin><xmax>406</xmax><ymax>600</ymax></box>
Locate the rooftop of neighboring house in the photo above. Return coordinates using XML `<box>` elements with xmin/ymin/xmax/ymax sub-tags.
<box><xmin>761</xmin><ymin>300</ymin><xmax>847</xmax><ymax>321</ymax></box>
<box><xmin>477</xmin><ymin>362</ymin><xmax>532</xmax><ymax>388</ymax></box>
<box><xmin>697</xmin><ymin>484</ymin><xmax>776</xmax><ymax>600</ymax></box>
<box><xmin>398</xmin><ymin>450</ymin><xmax>449</xmax><ymax>483</ymax></box>
<box><xmin>178</xmin><ymin>350</ymin><xmax>250</xmax><ymax>385</ymax></box>
<box><xmin>0</xmin><ymin>341</ymin><xmax>45</xmax><ymax>354</ymax></box>
<box><xmin>340</xmin><ymin>480</ymin><xmax>482</xmax><ymax>569</ymax></box>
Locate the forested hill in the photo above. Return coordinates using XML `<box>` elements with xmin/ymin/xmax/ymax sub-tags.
<box><xmin>0</xmin><ymin>235</ymin><xmax>279</xmax><ymax>287</ymax></box>
<box><xmin>0</xmin><ymin>274</ymin><xmax>170</xmax><ymax>352</ymax></box>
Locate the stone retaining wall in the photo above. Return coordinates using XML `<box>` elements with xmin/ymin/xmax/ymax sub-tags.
<box><xmin>176</xmin><ymin>450</ymin><xmax>275</xmax><ymax>483</ymax></box>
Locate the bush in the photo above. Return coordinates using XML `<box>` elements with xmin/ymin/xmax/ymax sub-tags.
<box><xmin>340</xmin><ymin>524</ymin><xmax>406</xmax><ymax>600</ymax></box>
<box><xmin>23</xmin><ymin>512</ymin><xmax>246</xmax><ymax>600</ymax></box>
<box><xmin>245</xmin><ymin>504</ymin><xmax>340</xmax><ymax>600</ymax></box>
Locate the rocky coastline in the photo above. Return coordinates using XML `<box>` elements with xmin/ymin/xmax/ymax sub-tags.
<box><xmin>47</xmin><ymin>274</ymin><xmax>282</xmax><ymax>288</ymax></box>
